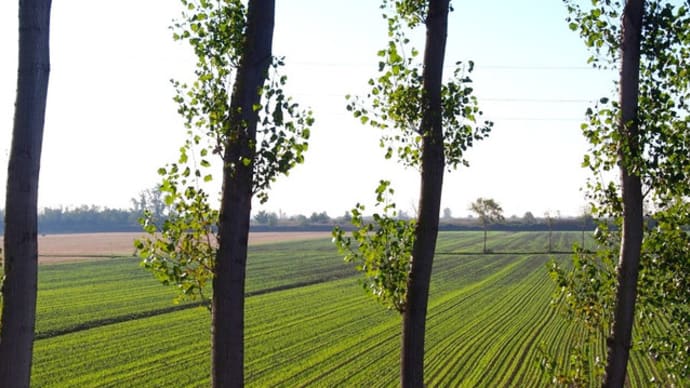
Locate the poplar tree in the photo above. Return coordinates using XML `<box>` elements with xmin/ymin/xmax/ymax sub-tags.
<box><xmin>135</xmin><ymin>1</ymin><xmax>312</xmax><ymax>386</ymax></box>
<box><xmin>334</xmin><ymin>1</ymin><xmax>492</xmax><ymax>385</ymax></box>
<box><xmin>547</xmin><ymin>1</ymin><xmax>690</xmax><ymax>385</ymax></box>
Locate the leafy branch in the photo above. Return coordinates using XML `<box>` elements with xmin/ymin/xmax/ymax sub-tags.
<box><xmin>333</xmin><ymin>181</ymin><xmax>416</xmax><ymax>312</ymax></box>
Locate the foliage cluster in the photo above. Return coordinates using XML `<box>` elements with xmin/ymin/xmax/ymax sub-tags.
<box><xmin>345</xmin><ymin>2</ymin><xmax>491</xmax><ymax>170</ymax></box>
<box><xmin>31</xmin><ymin>239</ymin><xmax>356</xmax><ymax>337</ymax></box>
<box><xmin>333</xmin><ymin>181</ymin><xmax>416</xmax><ymax>312</ymax></box>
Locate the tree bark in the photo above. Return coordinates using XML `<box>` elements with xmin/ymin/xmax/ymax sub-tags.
<box><xmin>603</xmin><ymin>0</ymin><xmax>644</xmax><ymax>386</ymax></box>
<box><xmin>400</xmin><ymin>1</ymin><xmax>449</xmax><ymax>386</ymax></box>
<box><xmin>0</xmin><ymin>1</ymin><xmax>52</xmax><ymax>386</ymax></box>
<box><xmin>211</xmin><ymin>1</ymin><xmax>274</xmax><ymax>387</ymax></box>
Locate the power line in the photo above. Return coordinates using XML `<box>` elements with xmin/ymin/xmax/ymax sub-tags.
<box><xmin>286</xmin><ymin>61</ymin><xmax>596</xmax><ymax>71</ymax></box>
<box><xmin>312</xmin><ymin>111</ymin><xmax>585</xmax><ymax>122</ymax></box>
<box><xmin>479</xmin><ymin>65</ymin><xmax>594</xmax><ymax>71</ymax></box>
<box><xmin>483</xmin><ymin>97</ymin><xmax>592</xmax><ymax>103</ymax></box>
<box><xmin>489</xmin><ymin>117</ymin><xmax>584</xmax><ymax>122</ymax></box>
<box><xmin>288</xmin><ymin>92</ymin><xmax>593</xmax><ymax>104</ymax></box>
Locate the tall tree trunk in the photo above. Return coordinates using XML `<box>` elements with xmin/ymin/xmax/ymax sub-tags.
<box><xmin>400</xmin><ymin>1</ymin><xmax>449</xmax><ymax>386</ymax></box>
<box><xmin>604</xmin><ymin>0</ymin><xmax>644</xmax><ymax>386</ymax></box>
<box><xmin>0</xmin><ymin>1</ymin><xmax>52</xmax><ymax>386</ymax></box>
<box><xmin>211</xmin><ymin>1</ymin><xmax>274</xmax><ymax>387</ymax></box>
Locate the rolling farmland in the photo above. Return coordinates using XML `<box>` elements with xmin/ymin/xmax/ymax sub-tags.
<box><xmin>29</xmin><ymin>232</ymin><xmax>669</xmax><ymax>387</ymax></box>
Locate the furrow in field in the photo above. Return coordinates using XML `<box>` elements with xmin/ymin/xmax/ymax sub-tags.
<box><xmin>471</xmin><ymin>263</ymin><xmax>557</xmax><ymax>386</ymax></box>
<box><xmin>246</xmin><ymin>286</ymin><xmax>394</xmax><ymax>381</ymax></box>
<box><xmin>342</xmin><ymin>252</ymin><xmax>542</xmax><ymax>386</ymax></box>
<box><xmin>433</xmin><ymin>232</ymin><xmax>487</xmax><ymax>252</ymax></box>
<box><xmin>32</xmin><ymin>307</ymin><xmax>210</xmax><ymax>386</ymax></box>
<box><xmin>443</xmin><ymin>261</ymin><xmax>550</xmax><ymax>386</ymax></box>
<box><xmin>514</xmin><ymin>305</ymin><xmax>578</xmax><ymax>386</ymax></box>
<box><xmin>423</xmin><ymin>255</ymin><xmax>544</xmax><ymax>385</ymax></box>
<box><xmin>35</xmin><ymin>240</ymin><xmax>356</xmax><ymax>337</ymax></box>
<box><xmin>256</xmin><ymin>320</ymin><xmax>399</xmax><ymax>387</ymax></box>
<box><xmin>511</xmin><ymin>307</ymin><xmax>567</xmax><ymax>387</ymax></box>
<box><xmin>294</xmin><ymin>330</ymin><xmax>400</xmax><ymax>387</ymax></box>
<box><xmin>429</xmin><ymin>254</ymin><xmax>519</xmax><ymax>296</ymax></box>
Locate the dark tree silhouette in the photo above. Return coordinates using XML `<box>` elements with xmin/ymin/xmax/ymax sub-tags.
<box><xmin>0</xmin><ymin>0</ymin><xmax>52</xmax><ymax>386</ymax></box>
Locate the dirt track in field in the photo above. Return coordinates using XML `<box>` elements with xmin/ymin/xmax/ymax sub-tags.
<box><xmin>0</xmin><ymin>232</ymin><xmax>331</xmax><ymax>264</ymax></box>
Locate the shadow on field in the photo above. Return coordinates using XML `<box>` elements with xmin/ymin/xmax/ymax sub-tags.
<box><xmin>435</xmin><ymin>250</ymin><xmax>586</xmax><ymax>255</ymax></box>
<box><xmin>35</xmin><ymin>275</ymin><xmax>352</xmax><ymax>340</ymax></box>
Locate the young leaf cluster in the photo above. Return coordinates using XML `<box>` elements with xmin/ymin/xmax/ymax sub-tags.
<box><xmin>254</xmin><ymin>59</ymin><xmax>313</xmax><ymax>204</ymax></box>
<box><xmin>135</xmin><ymin>162</ymin><xmax>218</xmax><ymax>306</ymax></box>
<box><xmin>564</xmin><ymin>0</ymin><xmax>622</xmax><ymax>68</ymax></box>
<box><xmin>548</xmin><ymin>245</ymin><xmax>616</xmax><ymax>334</ymax></box>
<box><xmin>637</xmin><ymin>198</ymin><xmax>690</xmax><ymax>381</ymax></box>
<box><xmin>345</xmin><ymin>1</ymin><xmax>492</xmax><ymax>170</ymax></box>
<box><xmin>380</xmin><ymin>0</ymin><xmax>428</xmax><ymax>28</ymax></box>
<box><xmin>575</xmin><ymin>0</ymin><xmax>690</xmax><ymax>201</ymax></box>
<box><xmin>538</xmin><ymin>342</ymin><xmax>605</xmax><ymax>387</ymax></box>
<box><xmin>170</xmin><ymin>1</ymin><xmax>312</xmax><ymax>203</ymax></box>
<box><xmin>333</xmin><ymin>181</ymin><xmax>416</xmax><ymax>313</ymax></box>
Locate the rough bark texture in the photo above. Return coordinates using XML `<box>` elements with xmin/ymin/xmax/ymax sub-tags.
<box><xmin>400</xmin><ymin>1</ymin><xmax>449</xmax><ymax>386</ymax></box>
<box><xmin>0</xmin><ymin>1</ymin><xmax>52</xmax><ymax>386</ymax></box>
<box><xmin>604</xmin><ymin>0</ymin><xmax>644</xmax><ymax>386</ymax></box>
<box><xmin>211</xmin><ymin>1</ymin><xmax>274</xmax><ymax>387</ymax></box>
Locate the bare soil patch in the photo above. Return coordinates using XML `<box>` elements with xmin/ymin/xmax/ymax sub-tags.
<box><xmin>247</xmin><ymin>231</ymin><xmax>332</xmax><ymax>245</ymax></box>
<box><xmin>12</xmin><ymin>231</ymin><xmax>331</xmax><ymax>264</ymax></box>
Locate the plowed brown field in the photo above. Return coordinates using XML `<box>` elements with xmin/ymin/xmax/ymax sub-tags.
<box><xmin>2</xmin><ymin>232</ymin><xmax>332</xmax><ymax>263</ymax></box>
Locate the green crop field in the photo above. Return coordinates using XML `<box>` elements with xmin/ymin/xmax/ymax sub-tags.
<box><xmin>29</xmin><ymin>232</ymin><xmax>670</xmax><ymax>387</ymax></box>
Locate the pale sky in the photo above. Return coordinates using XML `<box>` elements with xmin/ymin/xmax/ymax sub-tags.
<box><xmin>1</xmin><ymin>0</ymin><xmax>617</xmax><ymax>219</ymax></box>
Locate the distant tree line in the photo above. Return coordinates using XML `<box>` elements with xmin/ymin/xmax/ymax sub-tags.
<box><xmin>252</xmin><ymin>209</ymin><xmax>599</xmax><ymax>232</ymax></box>
<box><xmin>0</xmin><ymin>207</ymin><xmax>598</xmax><ymax>235</ymax></box>
<box><xmin>0</xmin><ymin>206</ymin><xmax>140</xmax><ymax>234</ymax></box>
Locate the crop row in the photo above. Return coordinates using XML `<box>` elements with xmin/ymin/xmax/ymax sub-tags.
<box><xmin>33</xmin><ymin>237</ymin><xmax>353</xmax><ymax>335</ymax></box>
<box><xmin>434</xmin><ymin>231</ymin><xmax>586</xmax><ymax>254</ymax></box>
<box><xmin>30</xmin><ymin>232</ymin><xmax>667</xmax><ymax>386</ymax></box>
<box><xmin>30</xmin><ymin>232</ymin><xmax>528</xmax><ymax>385</ymax></box>
<box><xmin>32</xmin><ymin>231</ymin><xmax>545</xmax><ymax>336</ymax></box>
<box><xmin>424</xmin><ymin>256</ymin><xmax>550</xmax><ymax>385</ymax></box>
